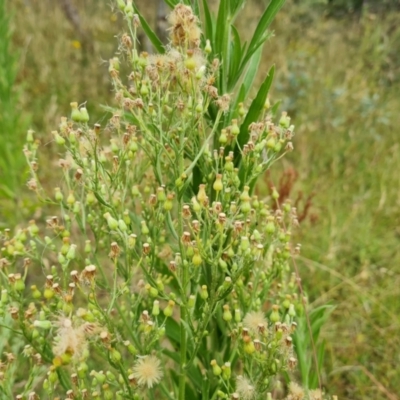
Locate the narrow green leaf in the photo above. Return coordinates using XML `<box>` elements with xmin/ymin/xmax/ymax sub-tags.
<box><xmin>237</xmin><ymin>65</ymin><xmax>275</xmax><ymax>149</ymax></box>
<box><xmin>215</xmin><ymin>0</ymin><xmax>228</xmax><ymax>56</ymax></box>
<box><xmin>165</xmin><ymin>317</ymin><xmax>181</xmax><ymax>344</ymax></box>
<box><xmin>241</xmin><ymin>44</ymin><xmax>263</xmax><ymax>97</ymax></box>
<box><xmin>164</xmin><ymin>0</ymin><xmax>178</xmax><ymax>8</ymax></box>
<box><xmin>270</xmin><ymin>99</ymin><xmax>282</xmax><ymax>116</ymax></box>
<box><xmin>247</xmin><ymin>0</ymin><xmax>285</xmax><ymax>55</ymax></box>
<box><xmin>202</xmin><ymin>0</ymin><xmax>214</xmax><ymax>44</ymax></box>
<box><xmin>233</xmin><ymin>0</ymin><xmax>285</xmax><ymax>84</ymax></box>
<box><xmin>132</xmin><ymin>6</ymin><xmax>165</xmax><ymax>54</ymax></box>
<box><xmin>228</xmin><ymin>25</ymin><xmax>243</xmax><ymax>88</ymax></box>
<box><xmin>163</xmin><ymin>349</ymin><xmax>203</xmax><ymax>390</ymax></box>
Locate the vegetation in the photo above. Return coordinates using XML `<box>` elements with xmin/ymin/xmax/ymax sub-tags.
<box><xmin>0</xmin><ymin>0</ymin><xmax>399</xmax><ymax>399</ymax></box>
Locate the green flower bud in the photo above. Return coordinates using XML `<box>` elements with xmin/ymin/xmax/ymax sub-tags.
<box><xmin>244</xmin><ymin>340</ymin><xmax>255</xmax><ymax>354</ymax></box>
<box><xmin>241</xmin><ymin>200</ymin><xmax>251</xmax><ymax>214</ymax></box>
<box><xmin>238</xmin><ymin>102</ymin><xmax>246</xmax><ymax>116</ymax></box>
<box><xmin>110</xmin><ymin>349</ymin><xmax>122</xmax><ymax>363</ymax></box>
<box><xmin>141</xmin><ymin>221</ymin><xmax>149</xmax><ymax>235</ymax></box>
<box><xmin>200</xmin><ymin>285</ymin><xmax>208</xmax><ymax>300</ymax></box>
<box><xmin>205</xmin><ymin>40</ymin><xmax>212</xmax><ymax>54</ymax></box>
<box><xmin>79</xmin><ymin>107</ymin><xmax>89</xmax><ymax>123</ymax></box>
<box><xmin>213</xmin><ymin>174</ymin><xmax>223</xmax><ymax>192</ymax></box>
<box><xmin>222</xmin><ymin>305</ymin><xmax>232</xmax><ymax>322</ymax></box>
<box><xmin>14</xmin><ymin>278</ymin><xmax>25</xmax><ymax>292</ymax></box>
<box><xmin>54</xmin><ymin>187</ymin><xmax>63</xmax><ymax>202</ymax></box>
<box><xmin>33</xmin><ymin>320</ymin><xmax>52</xmax><ymax>330</ymax></box>
<box><xmin>52</xmin><ymin>130</ymin><xmax>65</xmax><ymax>145</ymax></box>
<box><xmin>128</xmin><ymin>234</ymin><xmax>137</xmax><ymax>249</ymax></box>
<box><xmin>210</xmin><ymin>360</ymin><xmax>221</xmax><ymax>376</ymax></box>
<box><xmin>219</xmin><ymin>130</ymin><xmax>228</xmax><ymax>144</ymax></box>
<box><xmin>152</xmin><ymin>300</ymin><xmax>160</xmax><ymax>316</ymax></box>
<box><xmin>288</xmin><ymin>304</ymin><xmax>296</xmax><ymax>317</ymax></box>
<box><xmin>66</xmin><ymin>244</ymin><xmax>76</xmax><ymax>260</ymax></box>
<box><xmin>279</xmin><ymin>111</ymin><xmax>290</xmax><ymax>129</ymax></box>
<box><xmin>231</xmin><ymin>119</ymin><xmax>240</xmax><ymax>136</ymax></box>
<box><xmin>26</xmin><ymin>129</ymin><xmax>34</xmax><ymax>143</ymax></box>
<box><xmin>234</xmin><ymin>308</ymin><xmax>241</xmax><ymax>323</ymax></box>
<box><xmin>270</xmin><ymin>305</ymin><xmax>280</xmax><ymax>323</ymax></box>
<box><xmin>1</xmin><ymin>290</ymin><xmax>8</xmax><ymax>304</ymax></box>
<box><xmin>104</xmin><ymin>213</ymin><xmax>118</xmax><ymax>230</ymax></box>
<box><xmin>123</xmin><ymin>341</ymin><xmax>138</xmax><ymax>355</ymax></box>
<box><xmin>117</xmin><ymin>0</ymin><xmax>125</xmax><ymax>11</ymax></box>
<box><xmin>163</xmin><ymin>300</ymin><xmax>175</xmax><ymax>317</ymax></box>
<box><xmin>118</xmin><ymin>219</ymin><xmax>127</xmax><ymax>232</ymax></box>
<box><xmin>70</xmin><ymin>102</ymin><xmax>81</xmax><ymax>122</ymax></box>
<box><xmin>192</xmin><ymin>249</ymin><xmax>202</xmax><ymax>266</ymax></box>
<box><xmin>221</xmin><ymin>362</ymin><xmax>231</xmax><ymax>380</ymax></box>
<box><xmin>240</xmin><ymin>236</ymin><xmax>250</xmax><ymax>251</ymax></box>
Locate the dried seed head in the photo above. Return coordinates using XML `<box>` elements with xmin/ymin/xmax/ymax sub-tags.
<box><xmin>142</xmin><ymin>243</ymin><xmax>151</xmax><ymax>255</ymax></box>
<box><xmin>181</xmin><ymin>231</ymin><xmax>191</xmax><ymax>245</ymax></box>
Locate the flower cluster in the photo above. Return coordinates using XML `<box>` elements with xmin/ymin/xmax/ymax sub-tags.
<box><xmin>0</xmin><ymin>1</ymin><xmax>333</xmax><ymax>399</ymax></box>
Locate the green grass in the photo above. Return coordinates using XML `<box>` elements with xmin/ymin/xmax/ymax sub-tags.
<box><xmin>0</xmin><ymin>0</ymin><xmax>29</xmax><ymax>215</ymax></box>
<box><xmin>267</xmin><ymin>6</ymin><xmax>400</xmax><ymax>398</ymax></box>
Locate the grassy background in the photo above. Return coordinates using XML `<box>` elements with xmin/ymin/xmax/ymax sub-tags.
<box><xmin>2</xmin><ymin>0</ymin><xmax>399</xmax><ymax>398</ymax></box>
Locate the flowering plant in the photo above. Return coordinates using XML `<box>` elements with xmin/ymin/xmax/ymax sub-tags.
<box><xmin>0</xmin><ymin>1</ymin><xmax>333</xmax><ymax>399</ymax></box>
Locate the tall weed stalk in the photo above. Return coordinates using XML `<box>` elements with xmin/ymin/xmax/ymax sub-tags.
<box><xmin>0</xmin><ymin>1</ymin><xmax>334</xmax><ymax>399</ymax></box>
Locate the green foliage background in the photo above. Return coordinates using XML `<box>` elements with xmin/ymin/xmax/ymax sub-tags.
<box><xmin>1</xmin><ymin>0</ymin><xmax>399</xmax><ymax>398</ymax></box>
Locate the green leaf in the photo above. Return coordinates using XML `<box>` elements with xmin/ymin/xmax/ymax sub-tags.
<box><xmin>228</xmin><ymin>25</ymin><xmax>243</xmax><ymax>88</ymax></box>
<box><xmin>232</xmin><ymin>0</ymin><xmax>285</xmax><ymax>84</ymax></box>
<box><xmin>202</xmin><ymin>0</ymin><xmax>214</xmax><ymax>44</ymax></box>
<box><xmin>270</xmin><ymin>99</ymin><xmax>282</xmax><ymax>116</ymax></box>
<box><xmin>164</xmin><ymin>0</ymin><xmax>178</xmax><ymax>8</ymax></box>
<box><xmin>247</xmin><ymin>0</ymin><xmax>285</xmax><ymax>56</ymax></box>
<box><xmin>241</xmin><ymin>44</ymin><xmax>263</xmax><ymax>97</ymax></box>
<box><xmin>215</xmin><ymin>0</ymin><xmax>228</xmax><ymax>56</ymax></box>
<box><xmin>132</xmin><ymin>6</ymin><xmax>165</xmax><ymax>54</ymax></box>
<box><xmin>163</xmin><ymin>349</ymin><xmax>203</xmax><ymax>390</ymax></box>
<box><xmin>237</xmin><ymin>65</ymin><xmax>275</xmax><ymax>150</ymax></box>
<box><xmin>165</xmin><ymin>317</ymin><xmax>181</xmax><ymax>344</ymax></box>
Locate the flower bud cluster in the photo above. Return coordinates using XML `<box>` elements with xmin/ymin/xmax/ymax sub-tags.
<box><xmin>0</xmin><ymin>3</ymin><xmax>333</xmax><ymax>399</ymax></box>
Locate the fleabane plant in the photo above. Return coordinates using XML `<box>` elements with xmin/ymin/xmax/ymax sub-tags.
<box><xmin>0</xmin><ymin>1</ymin><xmax>331</xmax><ymax>400</ymax></box>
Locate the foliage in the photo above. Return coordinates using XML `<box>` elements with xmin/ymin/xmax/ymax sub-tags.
<box><xmin>0</xmin><ymin>0</ymin><xmax>29</xmax><ymax>218</ymax></box>
<box><xmin>0</xmin><ymin>1</ymin><xmax>334</xmax><ymax>399</ymax></box>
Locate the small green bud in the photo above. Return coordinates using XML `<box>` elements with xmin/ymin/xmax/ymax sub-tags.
<box><xmin>70</xmin><ymin>102</ymin><xmax>81</xmax><ymax>122</ymax></box>
<box><xmin>33</xmin><ymin>320</ymin><xmax>52</xmax><ymax>330</ymax></box>
<box><xmin>26</xmin><ymin>129</ymin><xmax>34</xmax><ymax>143</ymax></box>
<box><xmin>205</xmin><ymin>40</ymin><xmax>212</xmax><ymax>54</ymax></box>
<box><xmin>118</xmin><ymin>219</ymin><xmax>128</xmax><ymax>232</ymax></box>
<box><xmin>200</xmin><ymin>285</ymin><xmax>208</xmax><ymax>300</ymax></box>
<box><xmin>222</xmin><ymin>304</ymin><xmax>232</xmax><ymax>322</ymax></box>
<box><xmin>219</xmin><ymin>130</ymin><xmax>228</xmax><ymax>144</ymax></box>
<box><xmin>54</xmin><ymin>187</ymin><xmax>63</xmax><ymax>202</ymax></box>
<box><xmin>210</xmin><ymin>360</ymin><xmax>221</xmax><ymax>376</ymax></box>
<box><xmin>192</xmin><ymin>249</ymin><xmax>202</xmax><ymax>266</ymax></box>
<box><xmin>288</xmin><ymin>303</ymin><xmax>296</xmax><ymax>317</ymax></box>
<box><xmin>110</xmin><ymin>349</ymin><xmax>122</xmax><ymax>363</ymax></box>
<box><xmin>163</xmin><ymin>300</ymin><xmax>175</xmax><ymax>317</ymax></box>
<box><xmin>270</xmin><ymin>305</ymin><xmax>280</xmax><ymax>323</ymax></box>
<box><xmin>221</xmin><ymin>362</ymin><xmax>231</xmax><ymax>380</ymax></box>
<box><xmin>231</xmin><ymin>119</ymin><xmax>240</xmax><ymax>136</ymax></box>
<box><xmin>188</xmin><ymin>295</ymin><xmax>196</xmax><ymax>308</ymax></box>
<box><xmin>234</xmin><ymin>309</ymin><xmax>241</xmax><ymax>323</ymax></box>
<box><xmin>66</xmin><ymin>244</ymin><xmax>77</xmax><ymax>260</ymax></box>
<box><xmin>104</xmin><ymin>213</ymin><xmax>118</xmax><ymax>230</ymax></box>
<box><xmin>79</xmin><ymin>107</ymin><xmax>90</xmax><ymax>123</ymax></box>
<box><xmin>213</xmin><ymin>174</ymin><xmax>223</xmax><ymax>192</ymax></box>
<box><xmin>1</xmin><ymin>290</ymin><xmax>8</xmax><ymax>304</ymax></box>
<box><xmin>279</xmin><ymin>111</ymin><xmax>290</xmax><ymax>129</ymax></box>
<box><xmin>152</xmin><ymin>300</ymin><xmax>160</xmax><ymax>316</ymax></box>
